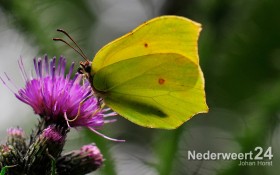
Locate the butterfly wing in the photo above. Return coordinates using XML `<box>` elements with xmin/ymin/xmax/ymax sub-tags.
<box><xmin>91</xmin><ymin>16</ymin><xmax>202</xmax><ymax>74</ymax></box>
<box><xmin>93</xmin><ymin>53</ymin><xmax>208</xmax><ymax>129</ymax></box>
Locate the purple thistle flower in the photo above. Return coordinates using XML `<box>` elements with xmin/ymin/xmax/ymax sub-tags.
<box><xmin>1</xmin><ymin>55</ymin><xmax>117</xmax><ymax>131</ymax></box>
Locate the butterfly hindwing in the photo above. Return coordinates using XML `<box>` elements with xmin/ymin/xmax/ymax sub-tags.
<box><xmin>93</xmin><ymin>53</ymin><xmax>207</xmax><ymax>129</ymax></box>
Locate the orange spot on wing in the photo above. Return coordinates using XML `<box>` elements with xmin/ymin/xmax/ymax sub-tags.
<box><xmin>144</xmin><ymin>43</ymin><xmax>148</xmax><ymax>48</ymax></box>
<box><xmin>158</xmin><ymin>78</ymin><xmax>165</xmax><ymax>85</ymax></box>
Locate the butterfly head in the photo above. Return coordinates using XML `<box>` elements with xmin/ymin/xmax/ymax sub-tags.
<box><xmin>78</xmin><ymin>60</ymin><xmax>92</xmax><ymax>79</ymax></box>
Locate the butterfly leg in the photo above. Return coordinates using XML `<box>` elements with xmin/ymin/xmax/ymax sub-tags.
<box><xmin>68</xmin><ymin>94</ymin><xmax>94</xmax><ymax>122</ymax></box>
<box><xmin>90</xmin><ymin>98</ymin><xmax>105</xmax><ymax>118</ymax></box>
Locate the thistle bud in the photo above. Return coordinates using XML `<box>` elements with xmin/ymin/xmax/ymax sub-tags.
<box><xmin>24</xmin><ymin>125</ymin><xmax>68</xmax><ymax>174</ymax></box>
<box><xmin>0</xmin><ymin>145</ymin><xmax>22</xmax><ymax>174</ymax></box>
<box><xmin>6</xmin><ymin>127</ymin><xmax>27</xmax><ymax>155</ymax></box>
<box><xmin>56</xmin><ymin>144</ymin><xmax>103</xmax><ymax>175</ymax></box>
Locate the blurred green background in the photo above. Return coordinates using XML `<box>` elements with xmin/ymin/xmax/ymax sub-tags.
<box><xmin>0</xmin><ymin>0</ymin><xmax>279</xmax><ymax>175</ymax></box>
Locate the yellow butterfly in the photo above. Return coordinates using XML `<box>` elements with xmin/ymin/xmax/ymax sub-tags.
<box><xmin>55</xmin><ymin>16</ymin><xmax>208</xmax><ymax>129</ymax></box>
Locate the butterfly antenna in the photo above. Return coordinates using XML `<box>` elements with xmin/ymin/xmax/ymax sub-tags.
<box><xmin>53</xmin><ymin>37</ymin><xmax>88</xmax><ymax>61</ymax></box>
<box><xmin>53</xmin><ymin>29</ymin><xmax>89</xmax><ymax>62</ymax></box>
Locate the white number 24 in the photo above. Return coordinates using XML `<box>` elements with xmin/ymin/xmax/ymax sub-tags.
<box><xmin>254</xmin><ymin>147</ymin><xmax>273</xmax><ymax>160</ymax></box>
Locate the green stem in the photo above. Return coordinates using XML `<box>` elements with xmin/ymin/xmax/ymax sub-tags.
<box><xmin>84</xmin><ymin>130</ymin><xmax>117</xmax><ymax>175</ymax></box>
<box><xmin>156</xmin><ymin>127</ymin><xmax>184</xmax><ymax>175</ymax></box>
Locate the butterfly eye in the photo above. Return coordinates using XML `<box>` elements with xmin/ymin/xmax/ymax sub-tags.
<box><xmin>77</xmin><ymin>67</ymin><xmax>84</xmax><ymax>74</ymax></box>
<box><xmin>85</xmin><ymin>65</ymin><xmax>91</xmax><ymax>73</ymax></box>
